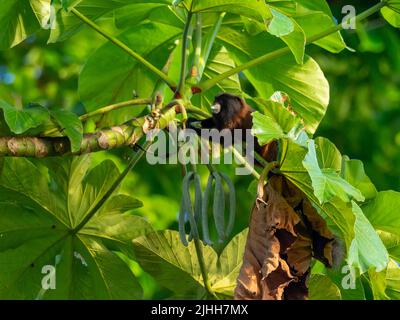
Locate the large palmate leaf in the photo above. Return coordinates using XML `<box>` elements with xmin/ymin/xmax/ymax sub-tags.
<box><xmin>0</xmin><ymin>156</ymin><xmax>150</xmax><ymax>299</ymax></box>
<box><xmin>49</xmin><ymin>0</ymin><xmax>171</xmax><ymax>43</ymax></box>
<box><xmin>78</xmin><ymin>22</ymin><xmax>181</xmax><ymax>112</ymax></box>
<box><xmin>217</xmin><ymin>26</ymin><xmax>329</xmax><ymax>134</ymax></box>
<box><xmin>0</xmin><ymin>0</ymin><xmax>51</xmax><ymax>49</ymax></box>
<box><xmin>132</xmin><ymin>229</ymin><xmax>248</xmax><ymax>299</ymax></box>
<box><xmin>279</xmin><ymin>138</ymin><xmax>388</xmax><ymax>274</ymax></box>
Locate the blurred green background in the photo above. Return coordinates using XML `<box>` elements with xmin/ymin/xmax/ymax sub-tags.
<box><xmin>0</xmin><ymin>0</ymin><xmax>398</xmax><ymax>298</ymax></box>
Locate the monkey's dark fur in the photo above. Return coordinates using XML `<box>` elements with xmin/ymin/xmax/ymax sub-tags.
<box><xmin>188</xmin><ymin>93</ymin><xmax>277</xmax><ymax>162</ymax></box>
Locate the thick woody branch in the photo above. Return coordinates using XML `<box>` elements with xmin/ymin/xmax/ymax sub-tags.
<box><xmin>0</xmin><ymin>108</ymin><xmax>176</xmax><ymax>158</ymax></box>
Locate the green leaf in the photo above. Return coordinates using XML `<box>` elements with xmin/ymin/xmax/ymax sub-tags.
<box><xmin>309</xmin><ymin>274</ymin><xmax>341</xmax><ymax>300</ymax></box>
<box><xmin>61</xmin><ymin>0</ymin><xmax>83</xmax><ymax>10</ymax></box>
<box><xmin>192</xmin><ymin>0</ymin><xmax>273</xmax><ymax>21</ymax></box>
<box><xmin>381</xmin><ymin>1</ymin><xmax>400</xmax><ymax>28</ymax></box>
<box><xmin>253</xmin><ymin>96</ymin><xmax>303</xmax><ymax>134</ymax></box>
<box><xmin>49</xmin><ymin>0</ymin><xmax>171</xmax><ymax>43</ymax></box>
<box><xmin>78</xmin><ymin>22</ymin><xmax>181</xmax><ymax>111</ymax></box>
<box><xmin>133</xmin><ymin>229</ymin><xmax>248</xmax><ymax>299</ymax></box>
<box><xmin>295</xmin><ymin>0</ymin><xmax>333</xmax><ymax>16</ymax></box>
<box><xmin>209</xmin><ymin>229</ymin><xmax>248</xmax><ymax>298</ymax></box>
<box><xmin>279</xmin><ymin>18</ymin><xmax>306</xmax><ymax>64</ymax></box>
<box><xmin>347</xmin><ymin>201</ymin><xmax>389</xmax><ymax>274</ymax></box>
<box><xmin>368</xmin><ymin>267</ymin><xmax>390</xmax><ymax>300</ymax></box>
<box><xmin>267</xmin><ymin>8</ymin><xmax>294</xmax><ymax>36</ymax></box>
<box><xmin>217</xmin><ymin>26</ymin><xmax>329</xmax><ymax>133</ymax></box>
<box><xmin>303</xmin><ymin>140</ymin><xmax>365</xmax><ymax>204</ymax></box>
<box><xmin>341</xmin><ymin>158</ymin><xmax>377</xmax><ymax>201</ymax></box>
<box><xmin>268</xmin><ymin>0</ymin><xmax>297</xmax><ymax>15</ymax></box>
<box><xmin>50</xmin><ymin>109</ymin><xmax>83</xmax><ymax>153</ymax></box>
<box><xmin>172</xmin><ymin>0</ymin><xmax>185</xmax><ymax>6</ymax></box>
<box><xmin>0</xmin><ymin>0</ymin><xmax>51</xmax><ymax>49</ymax></box>
<box><xmin>362</xmin><ymin>191</ymin><xmax>400</xmax><ymax>237</ymax></box>
<box><xmin>114</xmin><ymin>3</ymin><xmax>178</xmax><ymax>29</ymax></box>
<box><xmin>294</xmin><ymin>12</ymin><xmax>346</xmax><ymax>53</ymax></box>
<box><xmin>0</xmin><ymin>100</ymin><xmax>49</xmax><ymax>134</ymax></box>
<box><xmin>251</xmin><ymin>111</ymin><xmax>286</xmax><ymax>146</ymax></box>
<box><xmin>386</xmin><ymin>260</ymin><xmax>400</xmax><ymax>299</ymax></box>
<box><xmin>368</xmin><ymin>259</ymin><xmax>400</xmax><ymax>300</ymax></box>
<box><xmin>192</xmin><ymin>45</ymin><xmax>242</xmax><ymax>110</ymax></box>
<box><xmin>0</xmin><ymin>156</ymin><xmax>150</xmax><ymax>299</ymax></box>
<box><xmin>378</xmin><ymin>231</ymin><xmax>400</xmax><ymax>262</ymax></box>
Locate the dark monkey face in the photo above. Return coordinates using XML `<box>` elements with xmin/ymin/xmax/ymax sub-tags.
<box><xmin>211</xmin><ymin>93</ymin><xmax>248</xmax><ymax>130</ymax></box>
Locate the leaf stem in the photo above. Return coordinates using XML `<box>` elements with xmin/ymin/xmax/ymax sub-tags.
<box><xmin>79</xmin><ymin>98</ymin><xmax>151</xmax><ymax>121</ymax></box>
<box><xmin>71</xmin><ymin>8</ymin><xmax>176</xmax><ymax>90</ymax></box>
<box><xmin>176</xmin><ymin>9</ymin><xmax>194</xmax><ymax>97</ymax></box>
<box><xmin>199</xmin><ymin>12</ymin><xmax>225</xmax><ymax>79</ymax></box>
<box><xmin>186</xmin><ymin>105</ymin><xmax>211</xmax><ymax>118</ymax></box>
<box><xmin>187</xmin><ymin>13</ymin><xmax>203</xmax><ymax>84</ymax></box>
<box><xmin>198</xmin><ymin>1</ymin><xmax>388</xmax><ymax>92</ymax></box>
<box><xmin>193</xmin><ymin>235</ymin><xmax>217</xmax><ymax>299</ymax></box>
<box><xmin>73</xmin><ymin>140</ymin><xmax>152</xmax><ymax>232</ymax></box>
<box><xmin>229</xmin><ymin>145</ymin><xmax>260</xmax><ymax>179</ymax></box>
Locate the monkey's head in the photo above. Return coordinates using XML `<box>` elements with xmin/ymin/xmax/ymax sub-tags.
<box><xmin>211</xmin><ymin>93</ymin><xmax>249</xmax><ymax>130</ymax></box>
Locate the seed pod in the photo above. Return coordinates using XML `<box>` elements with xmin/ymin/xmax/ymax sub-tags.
<box><xmin>212</xmin><ymin>172</ymin><xmax>226</xmax><ymax>243</ymax></box>
<box><xmin>201</xmin><ymin>174</ymin><xmax>214</xmax><ymax>246</ymax></box>
<box><xmin>179</xmin><ymin>172</ymin><xmax>194</xmax><ymax>246</ymax></box>
<box><xmin>189</xmin><ymin>172</ymin><xmax>203</xmax><ymax>242</ymax></box>
<box><xmin>220</xmin><ymin>172</ymin><xmax>236</xmax><ymax>238</ymax></box>
<box><xmin>179</xmin><ymin>196</ymin><xmax>189</xmax><ymax>247</ymax></box>
<box><xmin>193</xmin><ymin>173</ymin><xmax>202</xmax><ymax>225</ymax></box>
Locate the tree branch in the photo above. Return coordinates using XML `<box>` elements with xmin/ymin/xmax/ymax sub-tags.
<box><xmin>0</xmin><ymin>108</ymin><xmax>176</xmax><ymax>158</ymax></box>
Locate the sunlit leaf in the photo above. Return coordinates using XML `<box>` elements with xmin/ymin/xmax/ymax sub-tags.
<box><xmin>0</xmin><ymin>156</ymin><xmax>150</xmax><ymax>299</ymax></box>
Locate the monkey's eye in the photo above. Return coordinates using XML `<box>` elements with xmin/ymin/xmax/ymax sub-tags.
<box><xmin>211</xmin><ymin>102</ymin><xmax>221</xmax><ymax>114</ymax></box>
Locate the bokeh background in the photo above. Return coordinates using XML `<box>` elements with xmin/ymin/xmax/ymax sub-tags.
<box><xmin>0</xmin><ymin>0</ymin><xmax>398</xmax><ymax>298</ymax></box>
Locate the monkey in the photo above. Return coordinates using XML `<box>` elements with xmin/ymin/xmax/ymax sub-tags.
<box><xmin>187</xmin><ymin>92</ymin><xmax>278</xmax><ymax>162</ymax></box>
